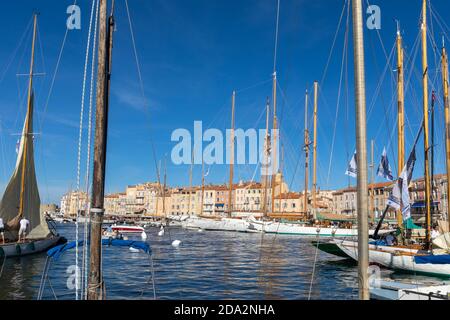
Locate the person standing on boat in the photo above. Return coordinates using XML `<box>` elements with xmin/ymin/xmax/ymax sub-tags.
<box><xmin>18</xmin><ymin>218</ymin><xmax>30</xmax><ymax>243</ymax></box>
<box><xmin>0</xmin><ymin>217</ymin><xmax>4</xmax><ymax>244</ymax></box>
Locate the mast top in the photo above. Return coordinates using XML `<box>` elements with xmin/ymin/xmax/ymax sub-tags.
<box><xmin>396</xmin><ymin>20</ymin><xmax>401</xmax><ymax>36</ymax></box>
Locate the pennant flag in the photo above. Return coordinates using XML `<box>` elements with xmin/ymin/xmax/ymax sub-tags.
<box><xmin>386</xmin><ymin>133</ymin><xmax>419</xmax><ymax>221</ymax></box>
<box><xmin>15</xmin><ymin>139</ymin><xmax>20</xmax><ymax>154</ymax></box>
<box><xmin>345</xmin><ymin>151</ymin><xmax>357</xmax><ymax>178</ymax></box>
<box><xmin>377</xmin><ymin>147</ymin><xmax>394</xmax><ymax>181</ymax></box>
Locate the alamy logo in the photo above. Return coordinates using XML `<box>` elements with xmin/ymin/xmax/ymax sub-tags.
<box><xmin>66</xmin><ymin>265</ymin><xmax>81</xmax><ymax>290</ymax></box>
<box><xmin>171</xmin><ymin>121</ymin><xmax>279</xmax><ymax>176</ymax></box>
<box><xmin>67</xmin><ymin>5</ymin><xmax>81</xmax><ymax>30</ymax></box>
<box><xmin>366</xmin><ymin>5</ymin><xmax>381</xmax><ymax>30</ymax></box>
<box><xmin>368</xmin><ymin>265</ymin><xmax>381</xmax><ymax>289</ymax></box>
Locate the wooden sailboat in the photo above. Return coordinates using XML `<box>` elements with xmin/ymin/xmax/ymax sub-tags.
<box><xmin>337</xmin><ymin>0</ymin><xmax>450</xmax><ymax>278</ymax></box>
<box><xmin>0</xmin><ymin>14</ymin><xmax>63</xmax><ymax>258</ymax></box>
<box><xmin>181</xmin><ymin>91</ymin><xmax>254</xmax><ymax>233</ymax></box>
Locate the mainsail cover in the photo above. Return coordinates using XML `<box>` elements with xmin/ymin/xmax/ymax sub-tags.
<box><xmin>0</xmin><ymin>94</ymin><xmax>49</xmax><ymax>240</ymax></box>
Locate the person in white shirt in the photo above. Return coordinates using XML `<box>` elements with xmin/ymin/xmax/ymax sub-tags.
<box><xmin>431</xmin><ymin>226</ymin><xmax>441</xmax><ymax>240</ymax></box>
<box><xmin>0</xmin><ymin>217</ymin><xmax>4</xmax><ymax>244</ymax></box>
<box><xmin>18</xmin><ymin>218</ymin><xmax>30</xmax><ymax>242</ymax></box>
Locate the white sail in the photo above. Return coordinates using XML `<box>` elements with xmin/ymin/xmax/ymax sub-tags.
<box><xmin>0</xmin><ymin>93</ymin><xmax>49</xmax><ymax>240</ymax></box>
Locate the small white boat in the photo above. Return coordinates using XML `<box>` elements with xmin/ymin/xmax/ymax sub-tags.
<box><xmin>111</xmin><ymin>224</ymin><xmax>145</xmax><ymax>234</ymax></box>
<box><xmin>371</xmin><ymin>280</ymin><xmax>450</xmax><ymax>300</ymax></box>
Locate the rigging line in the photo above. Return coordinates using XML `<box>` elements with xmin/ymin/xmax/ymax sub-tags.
<box><xmin>367</xmin><ymin>32</ymin><xmax>398</xmax><ymax>172</ymax></box>
<box><xmin>319</xmin><ymin>0</ymin><xmax>348</xmax><ymax>87</ymax></box>
<box><xmin>75</xmin><ymin>0</ymin><xmax>96</xmax><ymax>301</ymax></box>
<box><xmin>235</xmin><ymin>78</ymin><xmax>272</xmax><ymax>94</ymax></box>
<box><xmin>125</xmin><ymin>0</ymin><xmax>149</xmax><ymax>111</ymax></box>
<box><xmin>40</xmin><ymin>0</ymin><xmax>78</xmax><ymax>131</ymax></box>
<box><xmin>326</xmin><ymin>2</ymin><xmax>349</xmax><ymax>188</ymax></box>
<box><xmin>273</xmin><ymin>0</ymin><xmax>280</xmax><ymax>73</ymax></box>
<box><xmin>82</xmin><ymin>0</ymin><xmax>100</xmax><ymax>300</ymax></box>
<box><xmin>0</xmin><ymin>16</ymin><xmax>33</xmax><ymax>85</ymax></box>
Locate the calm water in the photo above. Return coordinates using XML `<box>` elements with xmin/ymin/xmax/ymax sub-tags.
<box><xmin>0</xmin><ymin>223</ymin><xmax>447</xmax><ymax>300</ymax></box>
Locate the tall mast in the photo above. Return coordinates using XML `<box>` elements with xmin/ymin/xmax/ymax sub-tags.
<box><xmin>262</xmin><ymin>98</ymin><xmax>270</xmax><ymax>218</ymax></box>
<box><xmin>351</xmin><ymin>0</ymin><xmax>369</xmax><ymax>300</ymax></box>
<box><xmin>163</xmin><ymin>156</ymin><xmax>167</xmax><ymax>215</ymax></box>
<box><xmin>312</xmin><ymin>81</ymin><xmax>318</xmax><ymax>214</ymax></box>
<box><xmin>201</xmin><ymin>157</ymin><xmax>205</xmax><ymax>216</ymax></box>
<box><xmin>18</xmin><ymin>14</ymin><xmax>37</xmax><ymax>217</ymax></box>
<box><xmin>396</xmin><ymin>21</ymin><xmax>405</xmax><ymax>230</ymax></box>
<box><xmin>88</xmin><ymin>0</ymin><xmax>114</xmax><ymax>300</ymax></box>
<box><xmin>228</xmin><ymin>91</ymin><xmax>235</xmax><ymax>218</ymax></box>
<box><xmin>421</xmin><ymin>0</ymin><xmax>432</xmax><ymax>249</ymax></box>
<box><xmin>188</xmin><ymin>157</ymin><xmax>193</xmax><ymax>214</ymax></box>
<box><xmin>271</xmin><ymin>71</ymin><xmax>278</xmax><ymax>213</ymax></box>
<box><xmin>441</xmin><ymin>42</ymin><xmax>450</xmax><ymax>231</ymax></box>
<box><xmin>370</xmin><ymin>140</ymin><xmax>375</xmax><ymax>223</ymax></box>
<box><xmin>304</xmin><ymin>89</ymin><xmax>310</xmax><ymax>218</ymax></box>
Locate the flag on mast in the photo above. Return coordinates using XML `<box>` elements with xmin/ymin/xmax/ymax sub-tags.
<box><xmin>345</xmin><ymin>151</ymin><xmax>357</xmax><ymax>178</ymax></box>
<box><xmin>386</xmin><ymin>142</ymin><xmax>418</xmax><ymax>221</ymax></box>
<box><xmin>377</xmin><ymin>147</ymin><xmax>394</xmax><ymax>181</ymax></box>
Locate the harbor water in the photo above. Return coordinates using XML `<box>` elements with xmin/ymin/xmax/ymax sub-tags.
<box><xmin>0</xmin><ymin>223</ymin><xmax>447</xmax><ymax>300</ymax></box>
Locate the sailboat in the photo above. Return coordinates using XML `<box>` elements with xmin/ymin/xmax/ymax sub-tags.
<box><xmin>181</xmin><ymin>91</ymin><xmax>257</xmax><ymax>233</ymax></box>
<box><xmin>0</xmin><ymin>15</ymin><xmax>63</xmax><ymax>258</ymax></box>
<box><xmin>336</xmin><ymin>0</ymin><xmax>450</xmax><ymax>278</ymax></box>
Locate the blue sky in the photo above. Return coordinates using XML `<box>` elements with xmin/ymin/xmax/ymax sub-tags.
<box><xmin>0</xmin><ymin>0</ymin><xmax>449</xmax><ymax>204</ymax></box>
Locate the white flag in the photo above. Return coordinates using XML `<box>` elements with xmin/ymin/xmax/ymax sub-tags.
<box><xmin>386</xmin><ymin>142</ymin><xmax>417</xmax><ymax>221</ymax></box>
<box><xmin>377</xmin><ymin>147</ymin><xmax>394</xmax><ymax>181</ymax></box>
<box><xmin>345</xmin><ymin>151</ymin><xmax>357</xmax><ymax>178</ymax></box>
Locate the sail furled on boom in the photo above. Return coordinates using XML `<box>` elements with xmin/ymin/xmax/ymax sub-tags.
<box><xmin>0</xmin><ymin>93</ymin><xmax>49</xmax><ymax>240</ymax></box>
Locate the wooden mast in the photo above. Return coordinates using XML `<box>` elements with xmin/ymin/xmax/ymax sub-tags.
<box><xmin>228</xmin><ymin>91</ymin><xmax>235</xmax><ymax>217</ymax></box>
<box><xmin>271</xmin><ymin>72</ymin><xmax>278</xmax><ymax>213</ymax></box>
<box><xmin>421</xmin><ymin>0</ymin><xmax>432</xmax><ymax>249</ymax></box>
<box><xmin>18</xmin><ymin>14</ymin><xmax>37</xmax><ymax>218</ymax></box>
<box><xmin>396</xmin><ymin>21</ymin><xmax>405</xmax><ymax>230</ymax></box>
<box><xmin>304</xmin><ymin>89</ymin><xmax>310</xmax><ymax>217</ymax></box>
<box><xmin>312</xmin><ymin>81</ymin><xmax>318</xmax><ymax>215</ymax></box>
<box><xmin>441</xmin><ymin>41</ymin><xmax>450</xmax><ymax>230</ymax></box>
<box><xmin>262</xmin><ymin>98</ymin><xmax>270</xmax><ymax>218</ymax></box>
<box><xmin>201</xmin><ymin>157</ymin><xmax>205</xmax><ymax>216</ymax></box>
<box><xmin>370</xmin><ymin>140</ymin><xmax>375</xmax><ymax>223</ymax></box>
<box><xmin>351</xmin><ymin>0</ymin><xmax>369</xmax><ymax>300</ymax></box>
<box><xmin>88</xmin><ymin>0</ymin><xmax>114</xmax><ymax>300</ymax></box>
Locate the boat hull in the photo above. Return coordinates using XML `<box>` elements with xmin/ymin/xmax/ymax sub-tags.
<box><xmin>249</xmin><ymin>218</ymin><xmax>392</xmax><ymax>237</ymax></box>
<box><xmin>111</xmin><ymin>225</ymin><xmax>145</xmax><ymax>234</ymax></box>
<box><xmin>182</xmin><ymin>217</ymin><xmax>253</xmax><ymax>233</ymax></box>
<box><xmin>0</xmin><ymin>236</ymin><xmax>62</xmax><ymax>258</ymax></box>
<box><xmin>336</xmin><ymin>240</ymin><xmax>450</xmax><ymax>277</ymax></box>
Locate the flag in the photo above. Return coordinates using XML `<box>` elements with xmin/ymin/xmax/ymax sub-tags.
<box><xmin>15</xmin><ymin>139</ymin><xmax>20</xmax><ymax>154</ymax></box>
<box><xmin>376</xmin><ymin>147</ymin><xmax>394</xmax><ymax>181</ymax></box>
<box><xmin>386</xmin><ymin>141</ymin><xmax>418</xmax><ymax>221</ymax></box>
<box><xmin>345</xmin><ymin>151</ymin><xmax>357</xmax><ymax>178</ymax></box>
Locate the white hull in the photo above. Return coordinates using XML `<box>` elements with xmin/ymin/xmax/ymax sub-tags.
<box><xmin>371</xmin><ymin>280</ymin><xmax>450</xmax><ymax>300</ymax></box>
<box><xmin>0</xmin><ymin>236</ymin><xmax>61</xmax><ymax>258</ymax></box>
<box><xmin>249</xmin><ymin>218</ymin><xmax>392</xmax><ymax>237</ymax></box>
<box><xmin>336</xmin><ymin>240</ymin><xmax>450</xmax><ymax>277</ymax></box>
<box><xmin>181</xmin><ymin>216</ymin><xmax>254</xmax><ymax>233</ymax></box>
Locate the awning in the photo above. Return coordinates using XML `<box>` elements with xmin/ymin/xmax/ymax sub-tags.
<box><xmin>411</xmin><ymin>201</ymin><xmax>440</xmax><ymax>208</ymax></box>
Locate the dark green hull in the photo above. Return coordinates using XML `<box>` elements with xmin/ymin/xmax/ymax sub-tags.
<box><xmin>311</xmin><ymin>241</ymin><xmax>351</xmax><ymax>258</ymax></box>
